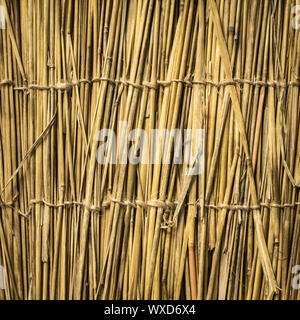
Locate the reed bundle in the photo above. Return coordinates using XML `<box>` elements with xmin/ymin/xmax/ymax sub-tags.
<box><xmin>0</xmin><ymin>0</ymin><xmax>300</xmax><ymax>300</ymax></box>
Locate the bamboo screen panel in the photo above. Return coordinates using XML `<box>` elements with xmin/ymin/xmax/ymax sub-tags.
<box><xmin>0</xmin><ymin>0</ymin><xmax>300</xmax><ymax>300</ymax></box>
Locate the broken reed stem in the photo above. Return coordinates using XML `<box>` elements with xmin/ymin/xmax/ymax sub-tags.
<box><xmin>0</xmin><ymin>0</ymin><xmax>299</xmax><ymax>300</ymax></box>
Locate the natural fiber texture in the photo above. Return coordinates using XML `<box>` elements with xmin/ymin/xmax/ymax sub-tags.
<box><xmin>0</xmin><ymin>0</ymin><xmax>300</xmax><ymax>300</ymax></box>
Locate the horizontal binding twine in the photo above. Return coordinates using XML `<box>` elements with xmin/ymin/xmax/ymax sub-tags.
<box><xmin>0</xmin><ymin>193</ymin><xmax>19</xmax><ymax>208</ymax></box>
<box><xmin>205</xmin><ymin>202</ymin><xmax>300</xmax><ymax>210</ymax></box>
<box><xmin>0</xmin><ymin>80</ymin><xmax>15</xmax><ymax>87</ymax></box>
<box><xmin>1</xmin><ymin>77</ymin><xmax>299</xmax><ymax>91</ymax></box>
<box><xmin>29</xmin><ymin>199</ymin><xmax>108</xmax><ymax>213</ymax></box>
<box><xmin>27</xmin><ymin>198</ymin><xmax>178</xmax><ymax>212</ymax></box>
<box><xmin>16</xmin><ymin>198</ymin><xmax>300</xmax><ymax>220</ymax></box>
<box><xmin>13</xmin><ymin>79</ymin><xmax>92</xmax><ymax>91</ymax></box>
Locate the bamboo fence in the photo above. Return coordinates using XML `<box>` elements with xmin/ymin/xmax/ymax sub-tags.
<box><xmin>0</xmin><ymin>0</ymin><xmax>300</xmax><ymax>300</ymax></box>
